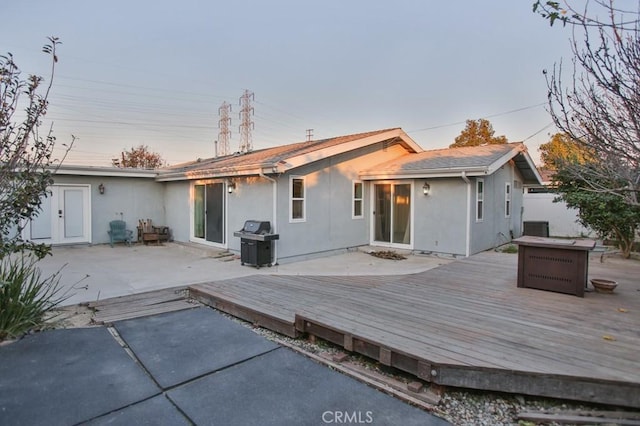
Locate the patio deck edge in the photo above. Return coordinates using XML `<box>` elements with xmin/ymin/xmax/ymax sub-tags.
<box><xmin>295</xmin><ymin>313</ymin><xmax>640</xmax><ymax>408</ymax></box>
<box><xmin>189</xmin><ymin>284</ymin><xmax>299</xmax><ymax>338</ymax></box>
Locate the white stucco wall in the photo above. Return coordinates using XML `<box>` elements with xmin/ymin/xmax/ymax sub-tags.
<box><xmin>523</xmin><ymin>191</ymin><xmax>594</xmax><ymax>237</ymax></box>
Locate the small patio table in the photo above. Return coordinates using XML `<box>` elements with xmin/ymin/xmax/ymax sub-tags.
<box><xmin>513</xmin><ymin>236</ymin><xmax>596</xmax><ymax>297</ymax></box>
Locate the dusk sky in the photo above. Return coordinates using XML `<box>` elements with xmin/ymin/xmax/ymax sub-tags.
<box><xmin>1</xmin><ymin>1</ymin><xmax>574</xmax><ymax>166</ymax></box>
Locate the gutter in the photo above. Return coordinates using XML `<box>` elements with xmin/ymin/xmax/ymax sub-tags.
<box><xmin>461</xmin><ymin>171</ymin><xmax>472</xmax><ymax>257</ymax></box>
<box><xmin>259</xmin><ymin>171</ymin><xmax>278</xmax><ymax>265</ymax></box>
<box><xmin>360</xmin><ymin>166</ymin><xmax>490</xmax><ymax>181</ymax></box>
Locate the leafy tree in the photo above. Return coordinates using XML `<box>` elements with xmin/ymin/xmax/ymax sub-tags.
<box><xmin>540</xmin><ymin>133</ymin><xmax>638</xmax><ymax>256</ymax></box>
<box><xmin>533</xmin><ymin>1</ymin><xmax>640</xmax><ymax>206</ymax></box>
<box><xmin>538</xmin><ymin>132</ymin><xmax>594</xmax><ymax>170</ymax></box>
<box><xmin>0</xmin><ymin>38</ymin><xmax>76</xmax><ymax>340</ymax></box>
<box><xmin>113</xmin><ymin>145</ymin><xmax>165</xmax><ymax>169</ymax></box>
<box><xmin>449</xmin><ymin>119</ymin><xmax>508</xmax><ymax>148</ymax></box>
<box><xmin>1</xmin><ymin>37</ymin><xmax>73</xmax><ymax>260</ymax></box>
<box><xmin>554</xmin><ymin>163</ymin><xmax>640</xmax><ymax>258</ymax></box>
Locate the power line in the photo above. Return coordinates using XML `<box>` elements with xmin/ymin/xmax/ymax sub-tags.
<box><xmin>408</xmin><ymin>102</ymin><xmax>548</xmax><ymax>133</ymax></box>
<box><xmin>523</xmin><ymin>122</ymin><xmax>555</xmax><ymax>141</ymax></box>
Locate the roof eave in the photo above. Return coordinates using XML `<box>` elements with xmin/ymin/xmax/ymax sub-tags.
<box><xmin>156</xmin><ymin>164</ymin><xmax>278</xmax><ymax>182</ymax></box>
<box><xmin>281</xmin><ymin>128</ymin><xmax>423</xmax><ymax>171</ymax></box>
<box><xmin>360</xmin><ymin>166</ymin><xmax>490</xmax><ymax>180</ymax></box>
<box><xmin>51</xmin><ymin>165</ymin><xmax>158</xmax><ymax>178</ymax></box>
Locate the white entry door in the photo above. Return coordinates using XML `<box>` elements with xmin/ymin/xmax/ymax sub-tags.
<box><xmin>27</xmin><ymin>185</ymin><xmax>91</xmax><ymax>244</ymax></box>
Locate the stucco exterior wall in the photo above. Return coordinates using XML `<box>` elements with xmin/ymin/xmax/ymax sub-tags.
<box><xmin>468</xmin><ymin>163</ymin><xmax>525</xmax><ymax>255</ymax></box>
<box><xmin>412</xmin><ymin>178</ymin><xmax>468</xmax><ymax>256</ymax></box>
<box><xmin>272</xmin><ymin>142</ymin><xmax>405</xmax><ymax>261</ymax></box>
<box><xmin>52</xmin><ymin>174</ymin><xmax>164</xmax><ymax>244</ymax></box>
<box><xmin>226</xmin><ymin>176</ymin><xmax>275</xmax><ymax>251</ymax></box>
<box><xmin>163</xmin><ymin>180</ymin><xmax>190</xmax><ymax>242</ymax></box>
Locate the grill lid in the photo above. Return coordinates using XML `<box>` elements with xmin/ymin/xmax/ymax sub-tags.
<box><xmin>241</xmin><ymin>220</ymin><xmax>271</xmax><ymax>234</ymax></box>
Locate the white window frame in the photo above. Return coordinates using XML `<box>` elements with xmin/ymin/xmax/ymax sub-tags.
<box><xmin>505</xmin><ymin>182</ymin><xmax>512</xmax><ymax>218</ymax></box>
<box><xmin>476</xmin><ymin>179</ymin><xmax>484</xmax><ymax>222</ymax></box>
<box><xmin>352</xmin><ymin>180</ymin><xmax>364</xmax><ymax>219</ymax></box>
<box><xmin>289</xmin><ymin>175</ymin><xmax>306</xmax><ymax>222</ymax></box>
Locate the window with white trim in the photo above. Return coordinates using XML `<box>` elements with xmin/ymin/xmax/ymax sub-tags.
<box><xmin>505</xmin><ymin>182</ymin><xmax>512</xmax><ymax>218</ymax></box>
<box><xmin>290</xmin><ymin>176</ymin><xmax>306</xmax><ymax>222</ymax></box>
<box><xmin>352</xmin><ymin>181</ymin><xmax>363</xmax><ymax>218</ymax></box>
<box><xmin>476</xmin><ymin>179</ymin><xmax>484</xmax><ymax>222</ymax></box>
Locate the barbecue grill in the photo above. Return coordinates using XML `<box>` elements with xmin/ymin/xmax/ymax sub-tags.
<box><xmin>233</xmin><ymin>220</ymin><xmax>279</xmax><ymax>268</ymax></box>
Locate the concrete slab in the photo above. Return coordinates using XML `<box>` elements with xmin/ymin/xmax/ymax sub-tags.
<box><xmin>33</xmin><ymin>243</ymin><xmax>449</xmax><ymax>306</ymax></box>
<box><xmin>167</xmin><ymin>347</ymin><xmax>449</xmax><ymax>426</ymax></box>
<box><xmin>114</xmin><ymin>307</ymin><xmax>279</xmax><ymax>389</ymax></box>
<box><xmin>85</xmin><ymin>395</ymin><xmax>191</xmax><ymax>426</ymax></box>
<box><xmin>0</xmin><ymin>328</ymin><xmax>159</xmax><ymax>426</ymax></box>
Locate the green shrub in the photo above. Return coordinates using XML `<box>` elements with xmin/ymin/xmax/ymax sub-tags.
<box><xmin>0</xmin><ymin>255</ymin><xmax>68</xmax><ymax>341</ymax></box>
<box><xmin>500</xmin><ymin>244</ymin><xmax>519</xmax><ymax>254</ymax></box>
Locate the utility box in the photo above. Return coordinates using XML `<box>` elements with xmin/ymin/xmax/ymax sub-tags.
<box><xmin>523</xmin><ymin>221</ymin><xmax>549</xmax><ymax>237</ymax></box>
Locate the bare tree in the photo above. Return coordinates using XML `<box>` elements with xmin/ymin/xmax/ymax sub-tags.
<box><xmin>0</xmin><ymin>37</ymin><xmax>74</xmax><ymax>259</ymax></box>
<box><xmin>535</xmin><ymin>1</ymin><xmax>640</xmax><ymax>206</ymax></box>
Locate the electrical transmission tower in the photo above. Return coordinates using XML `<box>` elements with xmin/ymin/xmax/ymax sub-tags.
<box><xmin>218</xmin><ymin>101</ymin><xmax>232</xmax><ymax>156</ymax></box>
<box><xmin>238</xmin><ymin>89</ymin><xmax>254</xmax><ymax>153</ymax></box>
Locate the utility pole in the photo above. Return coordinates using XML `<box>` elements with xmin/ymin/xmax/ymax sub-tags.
<box><xmin>306</xmin><ymin>129</ymin><xmax>313</xmax><ymax>141</ymax></box>
<box><xmin>238</xmin><ymin>89</ymin><xmax>254</xmax><ymax>153</ymax></box>
<box><xmin>218</xmin><ymin>101</ymin><xmax>232</xmax><ymax>156</ymax></box>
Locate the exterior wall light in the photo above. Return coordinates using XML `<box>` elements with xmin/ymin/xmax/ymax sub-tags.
<box><xmin>422</xmin><ymin>182</ymin><xmax>431</xmax><ymax>196</ymax></box>
<box><xmin>227</xmin><ymin>181</ymin><xmax>236</xmax><ymax>194</ymax></box>
<box><xmin>98</xmin><ymin>183</ymin><xmax>105</xmax><ymax>195</ymax></box>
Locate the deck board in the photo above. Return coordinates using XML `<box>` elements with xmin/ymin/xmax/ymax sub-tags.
<box><xmin>190</xmin><ymin>251</ymin><xmax>640</xmax><ymax>407</ymax></box>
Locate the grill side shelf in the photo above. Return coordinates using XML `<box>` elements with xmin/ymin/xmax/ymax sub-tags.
<box><xmin>233</xmin><ymin>232</ymin><xmax>280</xmax><ymax>242</ymax></box>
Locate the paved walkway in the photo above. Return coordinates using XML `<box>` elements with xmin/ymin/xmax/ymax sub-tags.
<box><xmin>0</xmin><ymin>307</ymin><xmax>449</xmax><ymax>425</ymax></box>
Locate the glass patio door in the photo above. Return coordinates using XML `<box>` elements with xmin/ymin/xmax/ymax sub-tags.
<box><xmin>193</xmin><ymin>182</ymin><xmax>225</xmax><ymax>244</ymax></box>
<box><xmin>373</xmin><ymin>182</ymin><xmax>411</xmax><ymax>246</ymax></box>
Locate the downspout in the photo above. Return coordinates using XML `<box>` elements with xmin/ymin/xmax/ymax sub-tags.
<box><xmin>259</xmin><ymin>171</ymin><xmax>278</xmax><ymax>265</ymax></box>
<box><xmin>461</xmin><ymin>171</ymin><xmax>471</xmax><ymax>257</ymax></box>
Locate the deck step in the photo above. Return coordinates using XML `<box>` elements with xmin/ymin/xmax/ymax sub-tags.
<box><xmin>90</xmin><ymin>286</ymin><xmax>196</xmax><ymax>324</ymax></box>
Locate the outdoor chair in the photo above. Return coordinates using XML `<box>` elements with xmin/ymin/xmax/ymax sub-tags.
<box><xmin>137</xmin><ymin>218</ymin><xmax>170</xmax><ymax>245</ymax></box>
<box><xmin>108</xmin><ymin>220</ymin><xmax>133</xmax><ymax>247</ymax></box>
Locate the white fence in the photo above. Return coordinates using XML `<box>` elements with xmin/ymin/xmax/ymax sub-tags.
<box><xmin>522</xmin><ymin>191</ymin><xmax>594</xmax><ymax>238</ymax></box>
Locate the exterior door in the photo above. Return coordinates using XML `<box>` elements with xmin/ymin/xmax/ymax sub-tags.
<box><xmin>372</xmin><ymin>182</ymin><xmax>412</xmax><ymax>247</ymax></box>
<box><xmin>193</xmin><ymin>182</ymin><xmax>225</xmax><ymax>245</ymax></box>
<box><xmin>27</xmin><ymin>185</ymin><xmax>91</xmax><ymax>244</ymax></box>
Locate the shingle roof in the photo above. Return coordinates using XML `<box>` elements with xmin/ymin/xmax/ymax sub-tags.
<box><xmin>370</xmin><ymin>143</ymin><xmax>520</xmax><ymax>171</ymax></box>
<box><xmin>361</xmin><ymin>142</ymin><xmax>542</xmax><ymax>184</ymax></box>
<box><xmin>158</xmin><ymin>128</ymin><xmax>420</xmax><ymax>180</ymax></box>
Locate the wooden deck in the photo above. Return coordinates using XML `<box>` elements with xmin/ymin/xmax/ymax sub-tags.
<box><xmin>189</xmin><ymin>251</ymin><xmax>640</xmax><ymax>408</ymax></box>
<box><xmin>89</xmin><ymin>287</ymin><xmax>197</xmax><ymax>324</ymax></box>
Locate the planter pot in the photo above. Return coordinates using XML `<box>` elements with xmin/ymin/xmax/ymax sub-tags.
<box><xmin>590</xmin><ymin>278</ymin><xmax>618</xmax><ymax>293</ymax></box>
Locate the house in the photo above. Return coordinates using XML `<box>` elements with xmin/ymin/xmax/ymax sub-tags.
<box><xmin>359</xmin><ymin>141</ymin><xmax>541</xmax><ymax>256</ymax></box>
<box><xmin>26</xmin><ymin>128</ymin><xmax>542</xmax><ymax>260</ymax></box>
